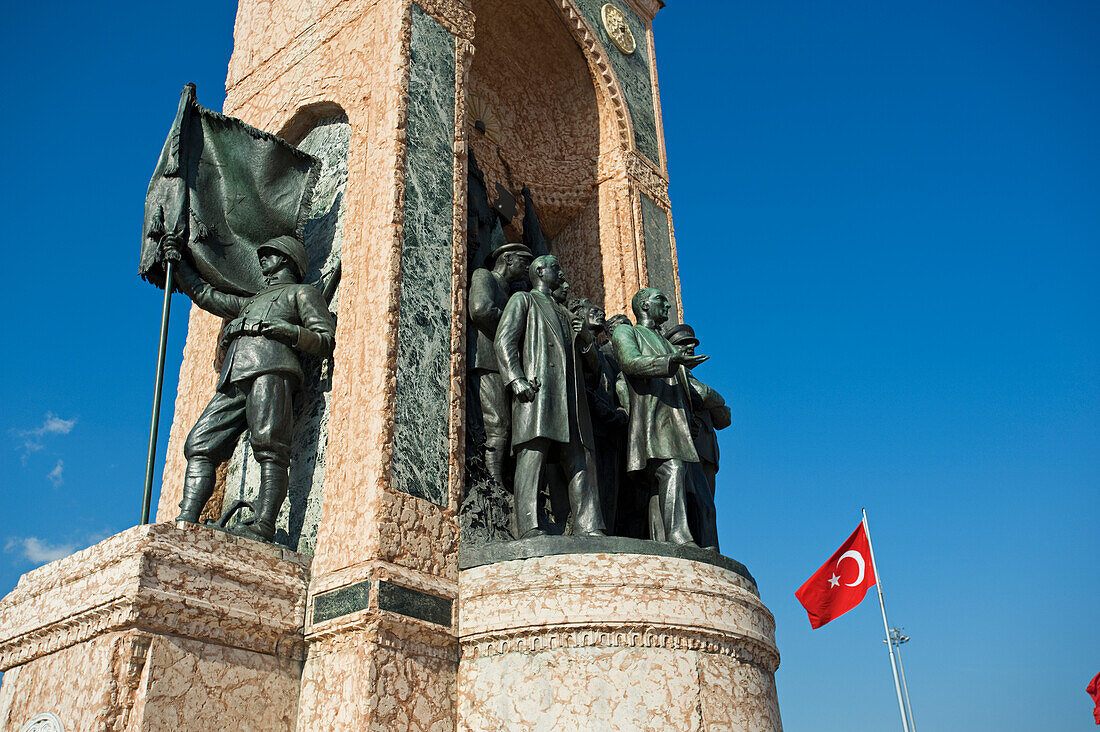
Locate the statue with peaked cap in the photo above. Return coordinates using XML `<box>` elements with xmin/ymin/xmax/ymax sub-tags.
<box><xmin>162</xmin><ymin>234</ymin><xmax>336</xmax><ymax>542</ymax></box>
<box><xmin>666</xmin><ymin>322</ymin><xmax>731</xmax><ymax>551</ymax></box>
<box><xmin>468</xmin><ymin>241</ymin><xmax>534</xmax><ymax>484</ymax></box>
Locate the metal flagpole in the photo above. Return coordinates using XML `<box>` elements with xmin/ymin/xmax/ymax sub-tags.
<box><xmin>891</xmin><ymin>629</ymin><xmax>917</xmax><ymax>731</ymax></box>
<box><xmin>862</xmin><ymin>508</ymin><xmax>910</xmax><ymax>732</ymax></box>
<box><xmin>141</xmin><ymin>259</ymin><xmax>175</xmax><ymax>524</ymax></box>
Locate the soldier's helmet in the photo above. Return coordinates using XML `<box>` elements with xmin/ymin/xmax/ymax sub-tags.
<box><xmin>258</xmin><ymin>235</ymin><xmax>310</xmax><ymax>282</ymax></box>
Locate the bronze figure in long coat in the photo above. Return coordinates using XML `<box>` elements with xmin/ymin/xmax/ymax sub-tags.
<box><xmin>494</xmin><ymin>255</ymin><xmax>604</xmax><ymax>538</ymax></box>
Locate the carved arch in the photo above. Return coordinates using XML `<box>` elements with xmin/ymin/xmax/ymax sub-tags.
<box><xmin>548</xmin><ymin>0</ymin><xmax>635</xmax><ymax>154</ymax></box>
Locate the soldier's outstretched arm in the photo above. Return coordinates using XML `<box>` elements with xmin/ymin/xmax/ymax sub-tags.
<box><xmin>612</xmin><ymin>327</ymin><xmax>674</xmax><ymax>378</ymax></box>
<box><xmin>293</xmin><ymin>286</ymin><xmax>337</xmax><ymax>357</ymax></box>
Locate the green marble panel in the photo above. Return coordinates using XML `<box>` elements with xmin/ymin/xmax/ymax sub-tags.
<box><xmin>392</xmin><ymin>6</ymin><xmax>456</xmax><ymax>506</ymax></box>
<box><xmin>641</xmin><ymin>194</ymin><xmax>678</xmax><ymax>324</ymax></box>
<box><xmin>572</xmin><ymin>0</ymin><xmax>660</xmax><ymax>163</ymax></box>
<box><xmin>312</xmin><ymin>580</ymin><xmax>370</xmax><ymax>624</ymax></box>
<box><xmin>377</xmin><ymin>580</ymin><xmax>453</xmax><ymax>627</ymax></box>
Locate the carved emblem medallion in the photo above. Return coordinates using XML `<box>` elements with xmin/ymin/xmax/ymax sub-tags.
<box><xmin>600</xmin><ymin>4</ymin><xmax>636</xmax><ymax>55</ymax></box>
<box><xmin>19</xmin><ymin>713</ymin><xmax>64</xmax><ymax>732</ymax></box>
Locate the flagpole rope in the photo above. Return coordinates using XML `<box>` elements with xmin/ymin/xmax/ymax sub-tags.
<box><xmin>862</xmin><ymin>508</ymin><xmax>911</xmax><ymax>732</ymax></box>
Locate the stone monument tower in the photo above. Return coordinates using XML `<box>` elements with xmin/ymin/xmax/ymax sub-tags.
<box><xmin>0</xmin><ymin>1</ymin><xmax>782</xmax><ymax>730</ymax></box>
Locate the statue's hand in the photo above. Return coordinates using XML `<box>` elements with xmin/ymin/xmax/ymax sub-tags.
<box><xmin>672</xmin><ymin>349</ymin><xmax>708</xmax><ymax>369</ymax></box>
<box><xmin>161</xmin><ymin>234</ymin><xmax>183</xmax><ymax>263</ymax></box>
<box><xmin>511</xmin><ymin>378</ymin><xmax>539</xmax><ymax>403</ymax></box>
<box><xmin>260</xmin><ymin>319</ymin><xmax>298</xmax><ymax>345</ymax></box>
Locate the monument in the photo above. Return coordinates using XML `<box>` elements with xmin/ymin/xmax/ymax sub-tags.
<box><xmin>0</xmin><ymin>1</ymin><xmax>782</xmax><ymax>730</ymax></box>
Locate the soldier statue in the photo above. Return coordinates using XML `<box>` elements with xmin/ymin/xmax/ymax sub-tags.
<box><xmin>468</xmin><ymin>242</ymin><xmax>534</xmax><ymax>484</ymax></box>
<box><xmin>163</xmin><ymin>235</ymin><xmax>337</xmax><ymax>542</ymax></box>
<box><xmin>495</xmin><ymin>255</ymin><xmax>605</xmax><ymax>539</ymax></box>
<box><xmin>666</xmin><ymin>323</ymin><xmax>731</xmax><ymax>551</ymax></box>
<box><xmin>613</xmin><ymin>288</ymin><xmax>707</xmax><ymax>545</ymax></box>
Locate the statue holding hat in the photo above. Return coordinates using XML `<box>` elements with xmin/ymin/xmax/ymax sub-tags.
<box><xmin>666</xmin><ymin>322</ymin><xmax>731</xmax><ymax>551</ymax></box>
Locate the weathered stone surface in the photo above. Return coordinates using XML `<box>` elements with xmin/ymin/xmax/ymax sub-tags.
<box><xmin>573</xmin><ymin>0</ymin><xmax>660</xmax><ymax>164</ymax></box>
<box><xmin>0</xmin><ymin>523</ymin><xmax>310</xmax><ymax>731</ymax></box>
<box><xmin>458</xmin><ymin>552</ymin><xmax>781</xmax><ymax>731</ymax></box>
<box><xmin>313</xmin><ymin>579</ymin><xmax>371</xmax><ymax>624</ymax></box>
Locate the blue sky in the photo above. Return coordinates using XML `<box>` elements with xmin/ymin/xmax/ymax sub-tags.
<box><xmin>1</xmin><ymin>1</ymin><xmax>1097</xmax><ymax>729</ymax></box>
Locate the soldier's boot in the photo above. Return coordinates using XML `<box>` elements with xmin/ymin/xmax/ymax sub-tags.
<box><xmin>176</xmin><ymin>459</ymin><xmax>216</xmax><ymax>524</ymax></box>
<box><xmin>235</xmin><ymin>461</ymin><xmax>288</xmax><ymax>543</ymax></box>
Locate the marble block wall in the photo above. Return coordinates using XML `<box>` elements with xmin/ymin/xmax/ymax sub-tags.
<box><xmin>222</xmin><ymin>115</ymin><xmax>351</xmax><ymax>554</ymax></box>
<box><xmin>457</xmin><ymin>553</ymin><xmax>783</xmax><ymax>731</ymax></box>
<box><xmin>0</xmin><ymin>523</ymin><xmax>310</xmax><ymax>731</ymax></box>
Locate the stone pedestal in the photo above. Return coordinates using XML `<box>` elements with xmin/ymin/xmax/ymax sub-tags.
<box><xmin>0</xmin><ymin>523</ymin><xmax>310</xmax><ymax>731</ymax></box>
<box><xmin>457</xmin><ymin>551</ymin><xmax>783</xmax><ymax>731</ymax></box>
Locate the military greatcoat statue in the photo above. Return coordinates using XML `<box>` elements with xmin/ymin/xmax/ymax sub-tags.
<box><xmin>468</xmin><ymin>242</ymin><xmax>534</xmax><ymax>484</ymax></box>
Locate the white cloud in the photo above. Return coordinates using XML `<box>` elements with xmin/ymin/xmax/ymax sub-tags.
<box><xmin>13</xmin><ymin>412</ymin><xmax>77</xmax><ymax>461</ymax></box>
<box><xmin>5</xmin><ymin>537</ymin><xmax>77</xmax><ymax>565</ymax></box>
<box><xmin>31</xmin><ymin>414</ymin><xmax>77</xmax><ymax>437</ymax></box>
<box><xmin>46</xmin><ymin>460</ymin><xmax>64</xmax><ymax>487</ymax></box>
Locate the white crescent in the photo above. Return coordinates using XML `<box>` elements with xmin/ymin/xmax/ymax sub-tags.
<box><xmin>836</xmin><ymin>550</ymin><xmax>866</xmax><ymax>586</ymax></box>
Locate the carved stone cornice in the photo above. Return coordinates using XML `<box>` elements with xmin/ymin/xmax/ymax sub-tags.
<box><xmin>461</xmin><ymin>622</ymin><xmax>781</xmax><ymax>672</ymax></box>
<box><xmin>0</xmin><ymin>524</ymin><xmax>311</xmax><ymax>671</ymax></box>
<box><xmin>600</xmin><ymin>146</ymin><xmax>670</xmax><ymax>206</ymax></box>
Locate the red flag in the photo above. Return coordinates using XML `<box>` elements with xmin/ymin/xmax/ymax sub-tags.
<box><xmin>796</xmin><ymin>522</ymin><xmax>878</xmax><ymax>628</ymax></box>
<box><xmin>1087</xmin><ymin>672</ymin><xmax>1100</xmax><ymax>724</ymax></box>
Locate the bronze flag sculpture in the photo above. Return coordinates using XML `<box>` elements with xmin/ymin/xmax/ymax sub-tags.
<box><xmin>138</xmin><ymin>85</ymin><xmax>333</xmax><ymax>541</ymax></box>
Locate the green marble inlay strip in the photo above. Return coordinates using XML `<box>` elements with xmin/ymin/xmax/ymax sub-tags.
<box><xmin>312</xmin><ymin>580</ymin><xmax>371</xmax><ymax>624</ymax></box>
<box><xmin>640</xmin><ymin>194</ymin><xmax>678</xmax><ymax>324</ymax></box>
<box><xmin>392</xmin><ymin>5</ymin><xmax>456</xmax><ymax>507</ymax></box>
<box><xmin>377</xmin><ymin>580</ymin><xmax>453</xmax><ymax>627</ymax></box>
<box><xmin>572</xmin><ymin>0</ymin><xmax>660</xmax><ymax>163</ymax></box>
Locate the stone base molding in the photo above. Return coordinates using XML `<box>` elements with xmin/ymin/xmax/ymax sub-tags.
<box><xmin>0</xmin><ymin>523</ymin><xmax>310</xmax><ymax>731</ymax></box>
<box><xmin>457</xmin><ymin>552</ymin><xmax>783</xmax><ymax>731</ymax></box>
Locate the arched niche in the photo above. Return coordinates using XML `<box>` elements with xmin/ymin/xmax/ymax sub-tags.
<box><xmin>467</xmin><ymin>0</ymin><xmax>612</xmax><ymax>303</ymax></box>
<box><xmin>216</xmin><ymin>104</ymin><xmax>351</xmax><ymax>555</ymax></box>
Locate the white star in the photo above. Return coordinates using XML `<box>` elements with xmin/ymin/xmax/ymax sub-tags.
<box><xmin>828</xmin><ymin>573</ymin><xmax>841</xmax><ymax>588</ymax></box>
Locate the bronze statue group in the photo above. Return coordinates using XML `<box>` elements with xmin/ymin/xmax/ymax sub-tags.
<box><xmin>467</xmin><ymin>240</ymin><xmax>731</xmax><ymax>552</ymax></box>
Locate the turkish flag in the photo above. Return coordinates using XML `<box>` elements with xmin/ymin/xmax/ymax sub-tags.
<box><xmin>796</xmin><ymin>522</ymin><xmax>878</xmax><ymax>628</ymax></box>
<box><xmin>1087</xmin><ymin>671</ymin><xmax>1100</xmax><ymax>724</ymax></box>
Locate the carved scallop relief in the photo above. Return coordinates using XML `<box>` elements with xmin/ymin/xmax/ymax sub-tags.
<box><xmin>19</xmin><ymin>713</ymin><xmax>64</xmax><ymax>732</ymax></box>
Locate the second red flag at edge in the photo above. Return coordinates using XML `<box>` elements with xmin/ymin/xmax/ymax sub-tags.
<box><xmin>796</xmin><ymin>522</ymin><xmax>878</xmax><ymax>629</ymax></box>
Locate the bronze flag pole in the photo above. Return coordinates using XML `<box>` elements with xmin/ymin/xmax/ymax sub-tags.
<box><xmin>141</xmin><ymin>257</ymin><xmax>175</xmax><ymax>524</ymax></box>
